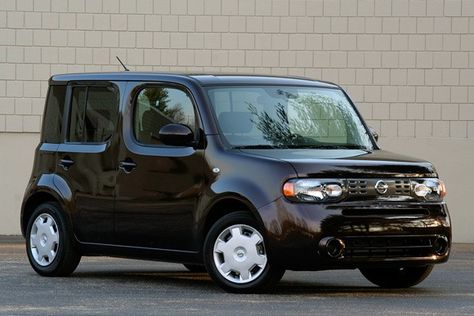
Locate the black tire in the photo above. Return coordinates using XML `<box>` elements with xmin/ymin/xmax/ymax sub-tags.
<box><xmin>25</xmin><ymin>202</ymin><xmax>81</xmax><ymax>277</ymax></box>
<box><xmin>183</xmin><ymin>264</ymin><xmax>207</xmax><ymax>273</ymax></box>
<box><xmin>360</xmin><ymin>265</ymin><xmax>434</xmax><ymax>288</ymax></box>
<box><xmin>203</xmin><ymin>211</ymin><xmax>285</xmax><ymax>293</ymax></box>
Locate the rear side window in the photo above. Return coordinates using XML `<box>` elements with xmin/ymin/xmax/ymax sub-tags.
<box><xmin>68</xmin><ymin>85</ymin><xmax>119</xmax><ymax>143</ymax></box>
<box><xmin>133</xmin><ymin>86</ymin><xmax>196</xmax><ymax>146</ymax></box>
<box><xmin>41</xmin><ymin>85</ymin><xmax>66</xmax><ymax>143</ymax></box>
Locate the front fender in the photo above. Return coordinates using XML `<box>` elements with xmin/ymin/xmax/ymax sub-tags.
<box><xmin>209</xmin><ymin>176</ymin><xmax>276</xmax><ymax>211</ymax></box>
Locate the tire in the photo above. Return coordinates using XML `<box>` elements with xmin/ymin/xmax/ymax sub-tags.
<box><xmin>25</xmin><ymin>202</ymin><xmax>81</xmax><ymax>277</ymax></box>
<box><xmin>360</xmin><ymin>265</ymin><xmax>434</xmax><ymax>288</ymax></box>
<box><xmin>183</xmin><ymin>264</ymin><xmax>207</xmax><ymax>273</ymax></box>
<box><xmin>203</xmin><ymin>211</ymin><xmax>285</xmax><ymax>293</ymax></box>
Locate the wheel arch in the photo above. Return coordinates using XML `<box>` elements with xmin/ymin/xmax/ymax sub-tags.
<box><xmin>201</xmin><ymin>194</ymin><xmax>264</xmax><ymax>241</ymax></box>
<box><xmin>21</xmin><ymin>174</ymin><xmax>73</xmax><ymax>237</ymax></box>
<box><xmin>22</xmin><ymin>191</ymin><xmax>60</xmax><ymax>237</ymax></box>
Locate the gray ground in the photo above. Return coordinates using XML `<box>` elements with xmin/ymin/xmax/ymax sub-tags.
<box><xmin>0</xmin><ymin>237</ymin><xmax>473</xmax><ymax>315</ymax></box>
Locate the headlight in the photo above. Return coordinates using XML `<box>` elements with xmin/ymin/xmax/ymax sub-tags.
<box><xmin>283</xmin><ymin>179</ymin><xmax>343</xmax><ymax>202</ymax></box>
<box><xmin>412</xmin><ymin>179</ymin><xmax>446</xmax><ymax>201</ymax></box>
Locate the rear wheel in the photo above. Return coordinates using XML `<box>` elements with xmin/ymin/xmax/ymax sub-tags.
<box><xmin>26</xmin><ymin>202</ymin><xmax>81</xmax><ymax>276</ymax></box>
<box><xmin>204</xmin><ymin>211</ymin><xmax>285</xmax><ymax>293</ymax></box>
<box><xmin>360</xmin><ymin>265</ymin><xmax>434</xmax><ymax>288</ymax></box>
<box><xmin>183</xmin><ymin>264</ymin><xmax>207</xmax><ymax>273</ymax></box>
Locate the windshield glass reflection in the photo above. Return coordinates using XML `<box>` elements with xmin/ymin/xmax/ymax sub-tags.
<box><xmin>207</xmin><ymin>86</ymin><xmax>373</xmax><ymax>150</ymax></box>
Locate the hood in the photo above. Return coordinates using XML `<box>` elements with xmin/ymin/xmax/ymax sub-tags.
<box><xmin>238</xmin><ymin>149</ymin><xmax>437</xmax><ymax>178</ymax></box>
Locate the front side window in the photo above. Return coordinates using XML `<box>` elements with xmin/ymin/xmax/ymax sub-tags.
<box><xmin>41</xmin><ymin>85</ymin><xmax>66</xmax><ymax>143</ymax></box>
<box><xmin>134</xmin><ymin>86</ymin><xmax>196</xmax><ymax>146</ymax></box>
<box><xmin>206</xmin><ymin>85</ymin><xmax>373</xmax><ymax>150</ymax></box>
<box><xmin>68</xmin><ymin>85</ymin><xmax>118</xmax><ymax>143</ymax></box>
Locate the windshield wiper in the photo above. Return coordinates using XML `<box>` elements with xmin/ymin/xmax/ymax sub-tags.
<box><xmin>286</xmin><ymin>144</ymin><xmax>372</xmax><ymax>151</ymax></box>
<box><xmin>233</xmin><ymin>144</ymin><xmax>372</xmax><ymax>151</ymax></box>
<box><xmin>233</xmin><ymin>144</ymin><xmax>278</xmax><ymax>149</ymax></box>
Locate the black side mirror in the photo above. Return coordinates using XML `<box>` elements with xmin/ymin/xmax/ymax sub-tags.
<box><xmin>158</xmin><ymin>123</ymin><xmax>194</xmax><ymax>146</ymax></box>
<box><xmin>369</xmin><ymin>126</ymin><xmax>379</xmax><ymax>142</ymax></box>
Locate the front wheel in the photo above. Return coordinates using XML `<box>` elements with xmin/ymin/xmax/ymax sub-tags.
<box><xmin>203</xmin><ymin>211</ymin><xmax>285</xmax><ymax>293</ymax></box>
<box><xmin>26</xmin><ymin>202</ymin><xmax>81</xmax><ymax>276</ymax></box>
<box><xmin>360</xmin><ymin>265</ymin><xmax>434</xmax><ymax>288</ymax></box>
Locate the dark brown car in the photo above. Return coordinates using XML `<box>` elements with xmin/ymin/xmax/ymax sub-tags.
<box><xmin>21</xmin><ymin>73</ymin><xmax>451</xmax><ymax>293</ymax></box>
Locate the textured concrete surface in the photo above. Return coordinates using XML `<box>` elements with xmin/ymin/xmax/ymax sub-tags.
<box><xmin>0</xmin><ymin>239</ymin><xmax>473</xmax><ymax>315</ymax></box>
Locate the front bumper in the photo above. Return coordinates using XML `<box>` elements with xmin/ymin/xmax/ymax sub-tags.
<box><xmin>258</xmin><ymin>198</ymin><xmax>451</xmax><ymax>270</ymax></box>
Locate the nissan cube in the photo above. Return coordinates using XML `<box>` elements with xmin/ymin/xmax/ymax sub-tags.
<box><xmin>21</xmin><ymin>73</ymin><xmax>451</xmax><ymax>293</ymax></box>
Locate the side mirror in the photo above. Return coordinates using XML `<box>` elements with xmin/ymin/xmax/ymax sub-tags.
<box><xmin>158</xmin><ymin>123</ymin><xmax>194</xmax><ymax>146</ymax></box>
<box><xmin>368</xmin><ymin>126</ymin><xmax>379</xmax><ymax>142</ymax></box>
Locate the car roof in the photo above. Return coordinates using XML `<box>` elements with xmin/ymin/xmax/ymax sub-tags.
<box><xmin>189</xmin><ymin>74</ymin><xmax>338</xmax><ymax>88</ymax></box>
<box><xmin>49</xmin><ymin>72</ymin><xmax>339</xmax><ymax>88</ymax></box>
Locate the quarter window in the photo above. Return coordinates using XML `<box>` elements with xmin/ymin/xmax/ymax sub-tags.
<box><xmin>134</xmin><ymin>86</ymin><xmax>196</xmax><ymax>145</ymax></box>
<box><xmin>68</xmin><ymin>86</ymin><xmax>118</xmax><ymax>143</ymax></box>
<box><xmin>41</xmin><ymin>85</ymin><xmax>66</xmax><ymax>143</ymax></box>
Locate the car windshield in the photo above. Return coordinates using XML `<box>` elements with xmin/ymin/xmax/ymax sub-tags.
<box><xmin>206</xmin><ymin>85</ymin><xmax>373</xmax><ymax>150</ymax></box>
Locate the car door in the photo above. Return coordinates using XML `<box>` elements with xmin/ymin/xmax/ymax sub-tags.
<box><xmin>114</xmin><ymin>82</ymin><xmax>205</xmax><ymax>251</ymax></box>
<box><xmin>55</xmin><ymin>81</ymin><xmax>122</xmax><ymax>244</ymax></box>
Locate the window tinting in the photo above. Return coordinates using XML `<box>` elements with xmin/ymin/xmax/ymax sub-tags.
<box><xmin>134</xmin><ymin>87</ymin><xmax>196</xmax><ymax>145</ymax></box>
<box><xmin>41</xmin><ymin>85</ymin><xmax>66</xmax><ymax>143</ymax></box>
<box><xmin>68</xmin><ymin>86</ymin><xmax>118</xmax><ymax>143</ymax></box>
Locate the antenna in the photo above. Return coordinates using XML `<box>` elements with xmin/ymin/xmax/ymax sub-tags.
<box><xmin>116</xmin><ymin>56</ymin><xmax>130</xmax><ymax>71</ymax></box>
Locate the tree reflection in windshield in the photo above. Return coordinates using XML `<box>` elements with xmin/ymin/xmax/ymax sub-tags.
<box><xmin>247</xmin><ymin>93</ymin><xmax>369</xmax><ymax>148</ymax></box>
<box><xmin>207</xmin><ymin>86</ymin><xmax>373</xmax><ymax>150</ymax></box>
<box><xmin>248</xmin><ymin>102</ymin><xmax>293</xmax><ymax>147</ymax></box>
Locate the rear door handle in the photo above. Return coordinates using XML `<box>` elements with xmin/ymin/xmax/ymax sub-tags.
<box><xmin>119</xmin><ymin>159</ymin><xmax>137</xmax><ymax>174</ymax></box>
<box><xmin>58</xmin><ymin>157</ymin><xmax>75</xmax><ymax>171</ymax></box>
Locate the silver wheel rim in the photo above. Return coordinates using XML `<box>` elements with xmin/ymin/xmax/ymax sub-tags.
<box><xmin>29</xmin><ymin>213</ymin><xmax>60</xmax><ymax>267</ymax></box>
<box><xmin>213</xmin><ymin>224</ymin><xmax>268</xmax><ymax>284</ymax></box>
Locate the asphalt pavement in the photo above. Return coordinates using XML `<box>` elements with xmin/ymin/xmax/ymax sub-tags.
<box><xmin>0</xmin><ymin>237</ymin><xmax>473</xmax><ymax>315</ymax></box>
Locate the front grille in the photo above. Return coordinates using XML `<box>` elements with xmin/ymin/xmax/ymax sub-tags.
<box><xmin>343</xmin><ymin>235</ymin><xmax>437</xmax><ymax>259</ymax></box>
<box><xmin>345</xmin><ymin>178</ymin><xmax>413</xmax><ymax>199</ymax></box>
<box><xmin>394</xmin><ymin>179</ymin><xmax>411</xmax><ymax>194</ymax></box>
<box><xmin>348</xmin><ymin>180</ymin><xmax>368</xmax><ymax>195</ymax></box>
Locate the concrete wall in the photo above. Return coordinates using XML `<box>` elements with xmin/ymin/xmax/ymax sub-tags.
<box><xmin>0</xmin><ymin>133</ymin><xmax>39</xmax><ymax>234</ymax></box>
<box><xmin>0</xmin><ymin>0</ymin><xmax>473</xmax><ymax>241</ymax></box>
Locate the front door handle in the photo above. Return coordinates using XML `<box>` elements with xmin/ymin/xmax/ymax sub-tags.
<box><xmin>58</xmin><ymin>156</ymin><xmax>75</xmax><ymax>171</ymax></box>
<box><xmin>119</xmin><ymin>159</ymin><xmax>137</xmax><ymax>174</ymax></box>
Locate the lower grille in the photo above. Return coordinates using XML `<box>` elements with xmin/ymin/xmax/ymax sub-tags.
<box><xmin>343</xmin><ymin>235</ymin><xmax>437</xmax><ymax>259</ymax></box>
<box><xmin>342</xmin><ymin>208</ymin><xmax>429</xmax><ymax>217</ymax></box>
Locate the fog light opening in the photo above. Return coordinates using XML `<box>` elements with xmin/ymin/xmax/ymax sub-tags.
<box><xmin>433</xmin><ymin>236</ymin><xmax>449</xmax><ymax>256</ymax></box>
<box><xmin>319</xmin><ymin>237</ymin><xmax>345</xmax><ymax>259</ymax></box>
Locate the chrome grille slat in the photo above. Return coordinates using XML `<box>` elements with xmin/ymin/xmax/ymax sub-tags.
<box><xmin>346</xmin><ymin>178</ymin><xmax>412</xmax><ymax>196</ymax></box>
<box><xmin>394</xmin><ymin>179</ymin><xmax>411</xmax><ymax>194</ymax></box>
<box><xmin>348</xmin><ymin>180</ymin><xmax>368</xmax><ymax>195</ymax></box>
